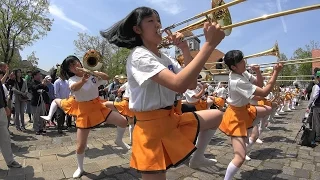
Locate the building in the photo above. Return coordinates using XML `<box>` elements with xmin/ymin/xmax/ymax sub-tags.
<box><xmin>312</xmin><ymin>49</ymin><xmax>320</xmax><ymax>72</ymax></box>
<box><xmin>21</xmin><ymin>60</ymin><xmax>49</xmax><ymax>76</ymax></box>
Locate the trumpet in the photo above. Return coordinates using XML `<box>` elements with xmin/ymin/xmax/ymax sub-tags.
<box><xmin>158</xmin><ymin>0</ymin><xmax>320</xmax><ymax>48</ymax></box>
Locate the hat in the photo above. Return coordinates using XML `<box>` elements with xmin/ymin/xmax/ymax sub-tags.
<box><xmin>114</xmin><ymin>75</ymin><xmax>119</xmax><ymax>79</ymax></box>
<box><xmin>316</xmin><ymin>71</ymin><xmax>320</xmax><ymax>77</ymax></box>
<box><xmin>45</xmin><ymin>75</ymin><xmax>52</xmax><ymax>80</ymax></box>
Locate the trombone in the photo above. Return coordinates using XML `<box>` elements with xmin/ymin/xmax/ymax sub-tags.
<box><xmin>158</xmin><ymin>0</ymin><xmax>320</xmax><ymax>48</ymax></box>
<box><xmin>202</xmin><ymin>42</ymin><xmax>280</xmax><ymax>73</ymax></box>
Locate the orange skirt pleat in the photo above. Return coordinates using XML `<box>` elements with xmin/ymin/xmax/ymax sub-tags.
<box><xmin>114</xmin><ymin>99</ymin><xmax>134</xmax><ymax>118</ymax></box>
<box><xmin>130</xmin><ymin>108</ymin><xmax>199</xmax><ymax>172</ymax></box>
<box><xmin>214</xmin><ymin>97</ymin><xmax>226</xmax><ymax>108</ymax></box>
<box><xmin>219</xmin><ymin>104</ymin><xmax>257</xmax><ymax>137</ymax></box>
<box><xmin>258</xmin><ymin>99</ymin><xmax>272</xmax><ymax>107</ymax></box>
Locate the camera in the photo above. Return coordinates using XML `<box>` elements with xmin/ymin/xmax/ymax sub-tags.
<box><xmin>37</xmin><ymin>89</ymin><xmax>45</xmax><ymax>93</ymax></box>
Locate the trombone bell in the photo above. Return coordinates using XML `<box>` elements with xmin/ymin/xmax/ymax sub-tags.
<box><xmin>176</xmin><ymin>0</ymin><xmax>232</xmax><ymax>36</ymax></box>
<box><xmin>244</xmin><ymin>41</ymin><xmax>280</xmax><ymax>60</ymax></box>
<box><xmin>83</xmin><ymin>49</ymin><xmax>103</xmax><ymax>71</ymax></box>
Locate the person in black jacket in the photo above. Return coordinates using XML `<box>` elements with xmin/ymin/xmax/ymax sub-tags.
<box><xmin>30</xmin><ymin>70</ymin><xmax>49</xmax><ymax>135</ymax></box>
<box><xmin>306</xmin><ymin>67</ymin><xmax>320</xmax><ymax>100</ymax></box>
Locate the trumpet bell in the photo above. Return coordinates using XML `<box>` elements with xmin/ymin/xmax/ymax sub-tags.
<box><xmin>83</xmin><ymin>49</ymin><xmax>103</xmax><ymax>71</ymax></box>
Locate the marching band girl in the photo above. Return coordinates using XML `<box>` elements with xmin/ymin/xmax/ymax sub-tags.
<box><xmin>102</xmin><ymin>6</ymin><xmax>225</xmax><ymax>180</ymax></box>
<box><xmin>219</xmin><ymin>50</ymin><xmax>282</xmax><ymax>180</ymax></box>
<box><xmin>42</xmin><ymin>55</ymin><xmax>128</xmax><ymax>178</ymax></box>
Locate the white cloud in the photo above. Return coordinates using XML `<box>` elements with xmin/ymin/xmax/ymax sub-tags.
<box><xmin>49</xmin><ymin>4</ymin><xmax>88</xmax><ymax>31</ymax></box>
<box><xmin>144</xmin><ymin>0</ymin><xmax>184</xmax><ymax>15</ymax></box>
<box><xmin>277</xmin><ymin>0</ymin><xmax>288</xmax><ymax>33</ymax></box>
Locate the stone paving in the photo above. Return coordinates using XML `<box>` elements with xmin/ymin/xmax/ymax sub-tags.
<box><xmin>1</xmin><ymin>101</ymin><xmax>319</xmax><ymax>180</ymax></box>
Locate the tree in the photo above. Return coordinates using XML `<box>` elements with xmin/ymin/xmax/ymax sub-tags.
<box><xmin>26</xmin><ymin>51</ymin><xmax>39</xmax><ymax>67</ymax></box>
<box><xmin>106</xmin><ymin>48</ymin><xmax>130</xmax><ymax>78</ymax></box>
<box><xmin>292</xmin><ymin>40</ymin><xmax>319</xmax><ymax>76</ymax></box>
<box><xmin>73</xmin><ymin>32</ymin><xmax>114</xmax><ymax>66</ymax></box>
<box><xmin>278</xmin><ymin>53</ymin><xmax>297</xmax><ymax>86</ymax></box>
<box><xmin>73</xmin><ymin>32</ymin><xmax>130</xmax><ymax>78</ymax></box>
<box><xmin>0</xmin><ymin>0</ymin><xmax>53</xmax><ymax>65</ymax></box>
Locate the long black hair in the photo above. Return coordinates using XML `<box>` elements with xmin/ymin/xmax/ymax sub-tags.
<box><xmin>223</xmin><ymin>50</ymin><xmax>244</xmax><ymax>70</ymax></box>
<box><xmin>100</xmin><ymin>7</ymin><xmax>160</xmax><ymax>49</ymax></box>
<box><xmin>60</xmin><ymin>55</ymin><xmax>82</xmax><ymax>80</ymax></box>
<box><xmin>13</xmin><ymin>69</ymin><xmax>23</xmax><ymax>82</ymax></box>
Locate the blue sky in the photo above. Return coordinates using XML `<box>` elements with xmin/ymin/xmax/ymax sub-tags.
<box><xmin>20</xmin><ymin>0</ymin><xmax>320</xmax><ymax>71</ymax></box>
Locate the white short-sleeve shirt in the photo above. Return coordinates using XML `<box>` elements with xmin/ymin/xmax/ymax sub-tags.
<box><xmin>216</xmin><ymin>87</ymin><xmax>227</xmax><ymax>99</ymax></box>
<box><xmin>126</xmin><ymin>46</ymin><xmax>182</xmax><ymax>111</ymax></box>
<box><xmin>184</xmin><ymin>83</ymin><xmax>202</xmax><ymax>103</ymax></box>
<box><xmin>227</xmin><ymin>72</ymin><xmax>257</xmax><ymax>107</ymax></box>
<box><xmin>119</xmin><ymin>82</ymin><xmax>129</xmax><ymax>98</ymax></box>
<box><xmin>68</xmin><ymin>75</ymin><xmax>106</xmax><ymax>102</ymax></box>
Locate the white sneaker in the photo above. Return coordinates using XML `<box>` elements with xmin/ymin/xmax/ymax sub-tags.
<box><xmin>189</xmin><ymin>156</ymin><xmax>217</xmax><ymax>169</ymax></box>
<box><xmin>256</xmin><ymin>138</ymin><xmax>263</xmax><ymax>144</ymax></box>
<box><xmin>245</xmin><ymin>155</ymin><xmax>251</xmax><ymax>161</ymax></box>
<box><xmin>40</xmin><ymin>116</ymin><xmax>51</xmax><ymax>121</ymax></box>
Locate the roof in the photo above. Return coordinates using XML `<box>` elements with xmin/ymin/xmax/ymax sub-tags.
<box><xmin>37</xmin><ymin>68</ymin><xmax>49</xmax><ymax>76</ymax></box>
<box><xmin>189</xmin><ymin>49</ymin><xmax>225</xmax><ymax>74</ymax></box>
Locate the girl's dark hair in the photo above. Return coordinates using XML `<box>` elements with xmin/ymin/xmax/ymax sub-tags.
<box><xmin>60</xmin><ymin>56</ymin><xmax>82</xmax><ymax>80</ymax></box>
<box><xmin>13</xmin><ymin>69</ymin><xmax>23</xmax><ymax>82</ymax></box>
<box><xmin>223</xmin><ymin>50</ymin><xmax>244</xmax><ymax>70</ymax></box>
<box><xmin>100</xmin><ymin>7</ymin><xmax>160</xmax><ymax>49</ymax></box>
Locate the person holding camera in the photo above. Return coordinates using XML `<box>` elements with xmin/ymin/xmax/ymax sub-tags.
<box><xmin>0</xmin><ymin>62</ymin><xmax>21</xmax><ymax>168</ymax></box>
<box><xmin>30</xmin><ymin>70</ymin><xmax>49</xmax><ymax>135</ymax></box>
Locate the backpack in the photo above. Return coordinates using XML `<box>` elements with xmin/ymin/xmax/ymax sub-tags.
<box><xmin>295</xmin><ymin>124</ymin><xmax>316</xmax><ymax>148</ymax></box>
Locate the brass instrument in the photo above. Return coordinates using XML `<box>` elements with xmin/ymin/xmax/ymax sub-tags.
<box><xmin>158</xmin><ymin>0</ymin><xmax>320</xmax><ymax>48</ymax></box>
<box><xmin>82</xmin><ymin>49</ymin><xmax>103</xmax><ymax>71</ymax></box>
<box><xmin>205</xmin><ymin>42</ymin><xmax>281</xmax><ymax>65</ymax></box>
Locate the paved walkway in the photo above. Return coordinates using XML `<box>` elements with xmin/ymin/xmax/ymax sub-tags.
<box><xmin>1</xmin><ymin>101</ymin><xmax>319</xmax><ymax>180</ymax></box>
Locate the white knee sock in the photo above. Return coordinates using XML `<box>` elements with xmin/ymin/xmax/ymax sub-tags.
<box><xmin>189</xmin><ymin>129</ymin><xmax>217</xmax><ymax>168</ymax></box>
<box><xmin>73</xmin><ymin>153</ymin><xmax>85</xmax><ymax>178</ymax></box>
<box><xmin>115</xmin><ymin>127</ymin><xmax>130</xmax><ymax>150</ymax></box>
<box><xmin>193</xmin><ymin>129</ymin><xmax>216</xmax><ymax>158</ymax></box>
<box><xmin>129</xmin><ymin>124</ymin><xmax>134</xmax><ymax>143</ymax></box>
<box><xmin>40</xmin><ymin>101</ymin><xmax>58</xmax><ymax>121</ymax></box>
<box><xmin>224</xmin><ymin>162</ymin><xmax>239</xmax><ymax>180</ymax></box>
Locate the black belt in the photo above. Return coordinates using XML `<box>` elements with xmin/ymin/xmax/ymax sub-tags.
<box><xmin>161</xmin><ymin>106</ymin><xmax>173</xmax><ymax>110</ymax></box>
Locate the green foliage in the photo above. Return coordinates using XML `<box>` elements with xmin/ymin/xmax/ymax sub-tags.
<box><xmin>26</xmin><ymin>51</ymin><xmax>39</xmax><ymax>67</ymax></box>
<box><xmin>292</xmin><ymin>40</ymin><xmax>319</xmax><ymax>76</ymax></box>
<box><xmin>73</xmin><ymin>33</ymin><xmax>130</xmax><ymax>78</ymax></box>
<box><xmin>0</xmin><ymin>0</ymin><xmax>53</xmax><ymax>64</ymax></box>
<box><xmin>105</xmin><ymin>48</ymin><xmax>130</xmax><ymax>78</ymax></box>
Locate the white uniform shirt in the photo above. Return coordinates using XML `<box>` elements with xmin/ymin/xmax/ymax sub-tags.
<box><xmin>216</xmin><ymin>87</ymin><xmax>227</xmax><ymax>99</ymax></box>
<box><xmin>118</xmin><ymin>82</ymin><xmax>129</xmax><ymax>98</ymax></box>
<box><xmin>184</xmin><ymin>83</ymin><xmax>202</xmax><ymax>103</ymax></box>
<box><xmin>126</xmin><ymin>46</ymin><xmax>182</xmax><ymax>111</ymax></box>
<box><xmin>68</xmin><ymin>75</ymin><xmax>106</xmax><ymax>102</ymax></box>
<box><xmin>227</xmin><ymin>71</ymin><xmax>257</xmax><ymax>107</ymax></box>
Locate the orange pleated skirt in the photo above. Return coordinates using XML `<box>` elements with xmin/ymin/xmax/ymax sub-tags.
<box><xmin>258</xmin><ymin>99</ymin><xmax>272</xmax><ymax>107</ymax></box>
<box><xmin>130</xmin><ymin>107</ymin><xmax>199</xmax><ymax>172</ymax></box>
<box><xmin>114</xmin><ymin>98</ymin><xmax>134</xmax><ymax>118</ymax></box>
<box><xmin>189</xmin><ymin>99</ymin><xmax>207</xmax><ymax>111</ymax></box>
<box><xmin>61</xmin><ymin>97</ymin><xmax>111</xmax><ymax>129</ymax></box>
<box><xmin>284</xmin><ymin>93</ymin><xmax>292</xmax><ymax>101</ymax></box>
<box><xmin>60</xmin><ymin>96</ymin><xmax>78</xmax><ymax>116</ymax></box>
<box><xmin>219</xmin><ymin>104</ymin><xmax>257</xmax><ymax>137</ymax></box>
<box><xmin>213</xmin><ymin>97</ymin><xmax>226</xmax><ymax>108</ymax></box>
